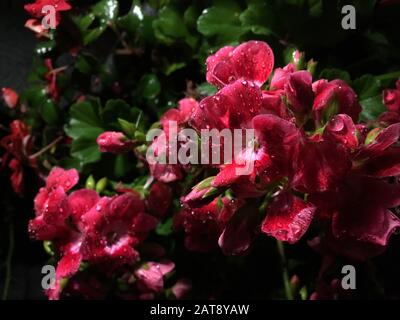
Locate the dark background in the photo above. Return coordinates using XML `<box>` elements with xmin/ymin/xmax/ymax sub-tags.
<box><xmin>0</xmin><ymin>0</ymin><xmax>46</xmax><ymax>300</ymax></box>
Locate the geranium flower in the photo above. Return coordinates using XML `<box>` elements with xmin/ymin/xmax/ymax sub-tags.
<box><xmin>80</xmin><ymin>192</ymin><xmax>158</xmax><ymax>267</ymax></box>
<box><xmin>28</xmin><ymin>167</ymin><xmax>79</xmax><ymax>240</ymax></box>
<box><xmin>175</xmin><ymin>197</ymin><xmax>240</xmax><ymax>252</ymax></box>
<box><xmin>206</xmin><ymin>41</ymin><xmax>274</xmax><ymax>88</ymax></box>
<box><xmin>134</xmin><ymin>260</ymin><xmax>175</xmax><ymax>293</ymax></box>
<box><xmin>379</xmin><ymin>79</ymin><xmax>400</xmax><ymax>125</ymax></box>
<box><xmin>24</xmin><ymin>0</ymin><xmax>71</xmax><ymax>27</ymax></box>
<box><xmin>146</xmin><ymin>181</ymin><xmax>172</xmax><ymax>218</ymax></box>
<box><xmin>148</xmin><ymin>98</ymin><xmax>198</xmax><ymax>183</ymax></box>
<box><xmin>261</xmin><ymin>191</ymin><xmax>316</xmax><ymax>244</ymax></box>
<box><xmin>310</xmin><ymin>175</ymin><xmax>400</xmax><ymax>261</ymax></box>
<box><xmin>0</xmin><ymin>120</ymin><xmax>35</xmax><ymax>196</ymax></box>
<box><xmin>312</xmin><ymin>79</ymin><xmax>362</xmax><ymax>125</ymax></box>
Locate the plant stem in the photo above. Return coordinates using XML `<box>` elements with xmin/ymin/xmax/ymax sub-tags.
<box><xmin>276</xmin><ymin>240</ymin><xmax>293</xmax><ymax>300</ymax></box>
<box><xmin>2</xmin><ymin>221</ymin><xmax>14</xmax><ymax>300</ymax></box>
<box><xmin>376</xmin><ymin>71</ymin><xmax>400</xmax><ymax>82</ymax></box>
<box><xmin>29</xmin><ymin>136</ymin><xmax>63</xmax><ymax>160</ymax></box>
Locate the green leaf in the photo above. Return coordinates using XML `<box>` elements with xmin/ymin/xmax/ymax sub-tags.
<box><xmin>137</xmin><ymin>74</ymin><xmax>161</xmax><ymax>99</ymax></box>
<box><xmin>156</xmin><ymin>218</ymin><xmax>173</xmax><ymax>236</ymax></box>
<box><xmin>117</xmin><ymin>2</ymin><xmax>142</xmax><ymax>33</ymax></box>
<box><xmin>102</xmin><ymin>99</ymin><xmax>131</xmax><ymax>128</ymax></box>
<box><xmin>360</xmin><ymin>95</ymin><xmax>386</xmax><ymax>122</ymax></box>
<box><xmin>66</xmin><ymin>101</ymin><xmax>103</xmax><ymax>139</ymax></box>
<box><xmin>70</xmin><ymin>137</ymin><xmax>102</xmax><ymax>164</ymax></box>
<box><xmin>153</xmin><ymin>7</ymin><xmax>188</xmax><ymax>45</ymax></box>
<box><xmin>197</xmin><ymin>82</ymin><xmax>218</xmax><ymax>96</ymax></box>
<box><xmin>319</xmin><ymin>68</ymin><xmax>352</xmax><ymax>84</ymax></box>
<box><xmin>65</xmin><ymin>101</ymin><xmax>104</xmax><ymax>165</ymax></box>
<box><xmin>163</xmin><ymin>62</ymin><xmax>186</xmax><ymax>76</ymax></box>
<box><xmin>197</xmin><ymin>4</ymin><xmax>248</xmax><ymax>43</ymax></box>
<box><xmin>118</xmin><ymin>118</ymin><xmax>136</xmax><ymax>138</ymax></box>
<box><xmin>73</xmin><ymin>0</ymin><xmax>119</xmax><ymax>45</ymax></box>
<box><xmin>239</xmin><ymin>1</ymin><xmax>275</xmax><ymax>36</ymax></box>
<box><xmin>353</xmin><ymin>74</ymin><xmax>380</xmax><ymax>101</ymax></box>
<box><xmin>114</xmin><ymin>155</ymin><xmax>132</xmax><ymax>178</ymax></box>
<box><xmin>75</xmin><ymin>55</ymin><xmax>94</xmax><ymax>74</ymax></box>
<box><xmin>40</xmin><ymin>99</ymin><xmax>60</xmax><ymax>125</ymax></box>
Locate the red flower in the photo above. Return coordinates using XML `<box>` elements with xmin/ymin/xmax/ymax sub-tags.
<box><xmin>0</xmin><ymin>120</ymin><xmax>34</xmax><ymax>196</ymax></box>
<box><xmin>206</xmin><ymin>41</ymin><xmax>274</xmax><ymax>88</ymax></box>
<box><xmin>270</xmin><ymin>63</ymin><xmax>296</xmax><ymax>90</ymax></box>
<box><xmin>1</xmin><ymin>88</ymin><xmax>19</xmax><ymax>108</ymax></box>
<box><xmin>383</xmin><ymin>79</ymin><xmax>400</xmax><ymax>112</ymax></box>
<box><xmin>311</xmin><ymin>175</ymin><xmax>400</xmax><ymax>261</ymax></box>
<box><xmin>97</xmin><ymin>131</ymin><xmax>134</xmax><ymax>154</ymax></box>
<box><xmin>322</xmin><ymin>114</ymin><xmax>358</xmax><ymax>150</ymax></box>
<box><xmin>80</xmin><ymin>193</ymin><xmax>158</xmax><ymax>266</ymax></box>
<box><xmin>355</xmin><ymin>123</ymin><xmax>400</xmax><ymax>178</ymax></box>
<box><xmin>261</xmin><ymin>191</ymin><xmax>316</xmax><ymax>244</ymax></box>
<box><xmin>29</xmin><ymin>167</ymin><xmax>79</xmax><ymax>240</ymax></box>
<box><xmin>24</xmin><ymin>0</ymin><xmax>71</xmax><ymax>27</ymax></box>
<box><xmin>148</xmin><ymin>98</ymin><xmax>198</xmax><ymax>183</ymax></box>
<box><xmin>134</xmin><ymin>260</ymin><xmax>175</xmax><ymax>293</ymax></box>
<box><xmin>175</xmin><ymin>197</ymin><xmax>239</xmax><ymax>252</ymax></box>
<box><xmin>271</xmin><ymin>64</ymin><xmax>314</xmax><ymax>119</ymax></box>
<box><xmin>146</xmin><ymin>181</ymin><xmax>172</xmax><ymax>218</ymax></box>
<box><xmin>190</xmin><ymin>79</ymin><xmax>263</xmax><ymax>132</ymax></box>
<box><xmin>380</xmin><ymin>79</ymin><xmax>400</xmax><ymax>125</ymax></box>
<box><xmin>312</xmin><ymin>79</ymin><xmax>361</xmax><ymax>124</ymax></box>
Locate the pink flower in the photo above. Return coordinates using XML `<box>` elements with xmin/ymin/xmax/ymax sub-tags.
<box><xmin>97</xmin><ymin>131</ymin><xmax>134</xmax><ymax>154</ymax></box>
<box><xmin>80</xmin><ymin>192</ymin><xmax>157</xmax><ymax>266</ymax></box>
<box><xmin>134</xmin><ymin>261</ymin><xmax>175</xmax><ymax>293</ymax></box>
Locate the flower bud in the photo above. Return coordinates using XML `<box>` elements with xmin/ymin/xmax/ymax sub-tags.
<box><xmin>97</xmin><ymin>131</ymin><xmax>133</xmax><ymax>153</ymax></box>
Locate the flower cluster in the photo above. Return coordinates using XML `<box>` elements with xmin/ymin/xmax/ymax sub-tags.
<box><xmin>28</xmin><ymin>167</ymin><xmax>179</xmax><ymax>299</ymax></box>
<box><xmin>137</xmin><ymin>41</ymin><xmax>400</xmax><ymax>261</ymax></box>
<box><xmin>29</xmin><ymin>39</ymin><xmax>400</xmax><ymax>300</ymax></box>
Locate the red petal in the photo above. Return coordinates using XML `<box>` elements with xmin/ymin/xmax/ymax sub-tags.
<box><xmin>191</xmin><ymin>79</ymin><xmax>263</xmax><ymax>131</ymax></box>
<box><xmin>360</xmin><ymin>123</ymin><xmax>400</xmax><ymax>158</ymax></box>
<box><xmin>147</xmin><ymin>182</ymin><xmax>172</xmax><ymax>218</ymax></box>
<box><xmin>261</xmin><ymin>192</ymin><xmax>316</xmax><ymax>243</ymax></box>
<box><xmin>270</xmin><ymin>63</ymin><xmax>296</xmax><ymax>90</ymax></box>
<box><xmin>313</xmin><ymin>80</ymin><xmax>361</xmax><ymax>123</ymax></box>
<box><xmin>68</xmin><ymin>189</ymin><xmax>99</xmax><ymax>229</ymax></box>
<box><xmin>292</xmin><ymin>140</ymin><xmax>351</xmax><ymax>193</ymax></box>
<box><xmin>46</xmin><ymin>167</ymin><xmax>79</xmax><ymax>192</ymax></box>
<box><xmin>284</xmin><ymin>71</ymin><xmax>314</xmax><ymax>115</ymax></box>
<box><xmin>206</xmin><ymin>41</ymin><xmax>274</xmax><ymax>88</ymax></box>
<box><xmin>363</xmin><ymin>147</ymin><xmax>400</xmax><ymax>177</ymax></box>
<box><xmin>1</xmin><ymin>87</ymin><xmax>19</xmax><ymax>108</ymax></box>
<box><xmin>253</xmin><ymin>114</ymin><xmax>301</xmax><ymax>177</ymax></box>
<box><xmin>323</xmin><ymin>114</ymin><xmax>358</xmax><ymax>149</ymax></box>
<box><xmin>332</xmin><ymin>176</ymin><xmax>400</xmax><ymax>248</ymax></box>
